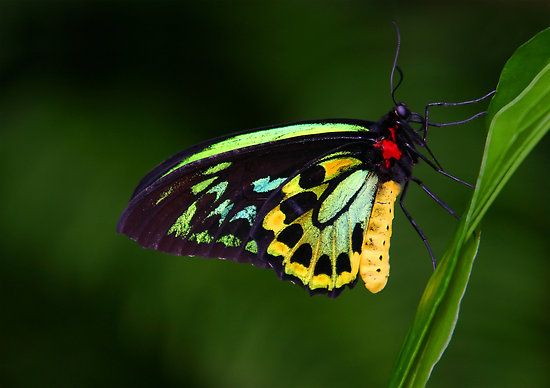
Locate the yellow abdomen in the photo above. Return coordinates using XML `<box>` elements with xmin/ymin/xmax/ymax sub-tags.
<box><xmin>360</xmin><ymin>180</ymin><xmax>401</xmax><ymax>293</ymax></box>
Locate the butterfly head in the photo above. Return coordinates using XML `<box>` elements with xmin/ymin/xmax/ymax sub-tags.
<box><xmin>387</xmin><ymin>102</ymin><xmax>424</xmax><ymax>145</ymax></box>
<box><xmin>394</xmin><ymin>103</ymin><xmax>411</xmax><ymax>121</ymax></box>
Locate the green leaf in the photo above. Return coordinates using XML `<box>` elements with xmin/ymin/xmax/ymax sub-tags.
<box><xmin>389</xmin><ymin>28</ymin><xmax>550</xmax><ymax>388</ymax></box>
<box><xmin>487</xmin><ymin>27</ymin><xmax>550</xmax><ymax>122</ymax></box>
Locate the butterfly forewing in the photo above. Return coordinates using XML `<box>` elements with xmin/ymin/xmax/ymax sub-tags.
<box><xmin>118</xmin><ymin>121</ymin><xmax>376</xmax><ymax>275</ymax></box>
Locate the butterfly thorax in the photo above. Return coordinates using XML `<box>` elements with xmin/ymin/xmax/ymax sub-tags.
<box><xmin>370</xmin><ymin>106</ymin><xmax>419</xmax><ymax>185</ymax></box>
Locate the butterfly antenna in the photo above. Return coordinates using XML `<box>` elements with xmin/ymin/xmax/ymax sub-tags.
<box><xmin>390</xmin><ymin>21</ymin><xmax>402</xmax><ymax>106</ymax></box>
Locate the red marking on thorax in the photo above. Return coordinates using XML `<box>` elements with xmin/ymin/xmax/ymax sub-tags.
<box><xmin>375</xmin><ymin>127</ymin><xmax>402</xmax><ymax>168</ymax></box>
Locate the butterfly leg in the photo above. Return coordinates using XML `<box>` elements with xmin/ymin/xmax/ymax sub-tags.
<box><xmin>422</xmin><ymin>90</ymin><xmax>496</xmax><ymax>140</ymax></box>
<box><xmin>399</xmin><ymin>180</ymin><xmax>437</xmax><ymax>269</ymax></box>
<box><xmin>411</xmin><ymin>177</ymin><xmax>459</xmax><ymax>220</ymax></box>
<box><xmin>407</xmin><ymin>146</ymin><xmax>473</xmax><ymax>188</ymax></box>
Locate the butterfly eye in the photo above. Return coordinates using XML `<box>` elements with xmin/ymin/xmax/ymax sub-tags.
<box><xmin>395</xmin><ymin>104</ymin><xmax>410</xmax><ymax>119</ymax></box>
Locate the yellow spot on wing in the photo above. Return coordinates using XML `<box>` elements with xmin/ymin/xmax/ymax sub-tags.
<box><xmin>281</xmin><ymin>176</ymin><xmax>301</xmax><ymax>196</ymax></box>
<box><xmin>263</xmin><ymin>207</ymin><xmax>286</xmax><ymax>233</ymax></box>
<box><xmin>286</xmin><ymin>262</ymin><xmax>309</xmax><ymax>279</ymax></box>
<box><xmin>309</xmin><ymin>273</ymin><xmax>331</xmax><ymax>289</ymax></box>
<box><xmin>267</xmin><ymin>241</ymin><xmax>290</xmax><ymax>257</ymax></box>
<box><xmin>360</xmin><ymin>180</ymin><xmax>401</xmax><ymax>293</ymax></box>
<box><xmin>321</xmin><ymin>158</ymin><xmax>361</xmax><ymax>179</ymax></box>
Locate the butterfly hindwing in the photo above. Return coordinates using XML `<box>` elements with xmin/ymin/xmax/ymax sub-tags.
<box><xmin>253</xmin><ymin>151</ymin><xmax>381</xmax><ymax>296</ymax></box>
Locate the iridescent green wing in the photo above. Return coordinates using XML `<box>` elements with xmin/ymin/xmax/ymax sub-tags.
<box><xmin>118</xmin><ymin>120</ymin><xmax>374</xmax><ymax>273</ymax></box>
<box><xmin>253</xmin><ymin>150</ymin><xmax>381</xmax><ymax>297</ymax></box>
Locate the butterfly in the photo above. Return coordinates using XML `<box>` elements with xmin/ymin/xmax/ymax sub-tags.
<box><xmin>117</xmin><ymin>28</ymin><xmax>494</xmax><ymax>297</ymax></box>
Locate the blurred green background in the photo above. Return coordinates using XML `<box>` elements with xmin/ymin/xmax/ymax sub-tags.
<box><xmin>0</xmin><ymin>1</ymin><xmax>548</xmax><ymax>387</ymax></box>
